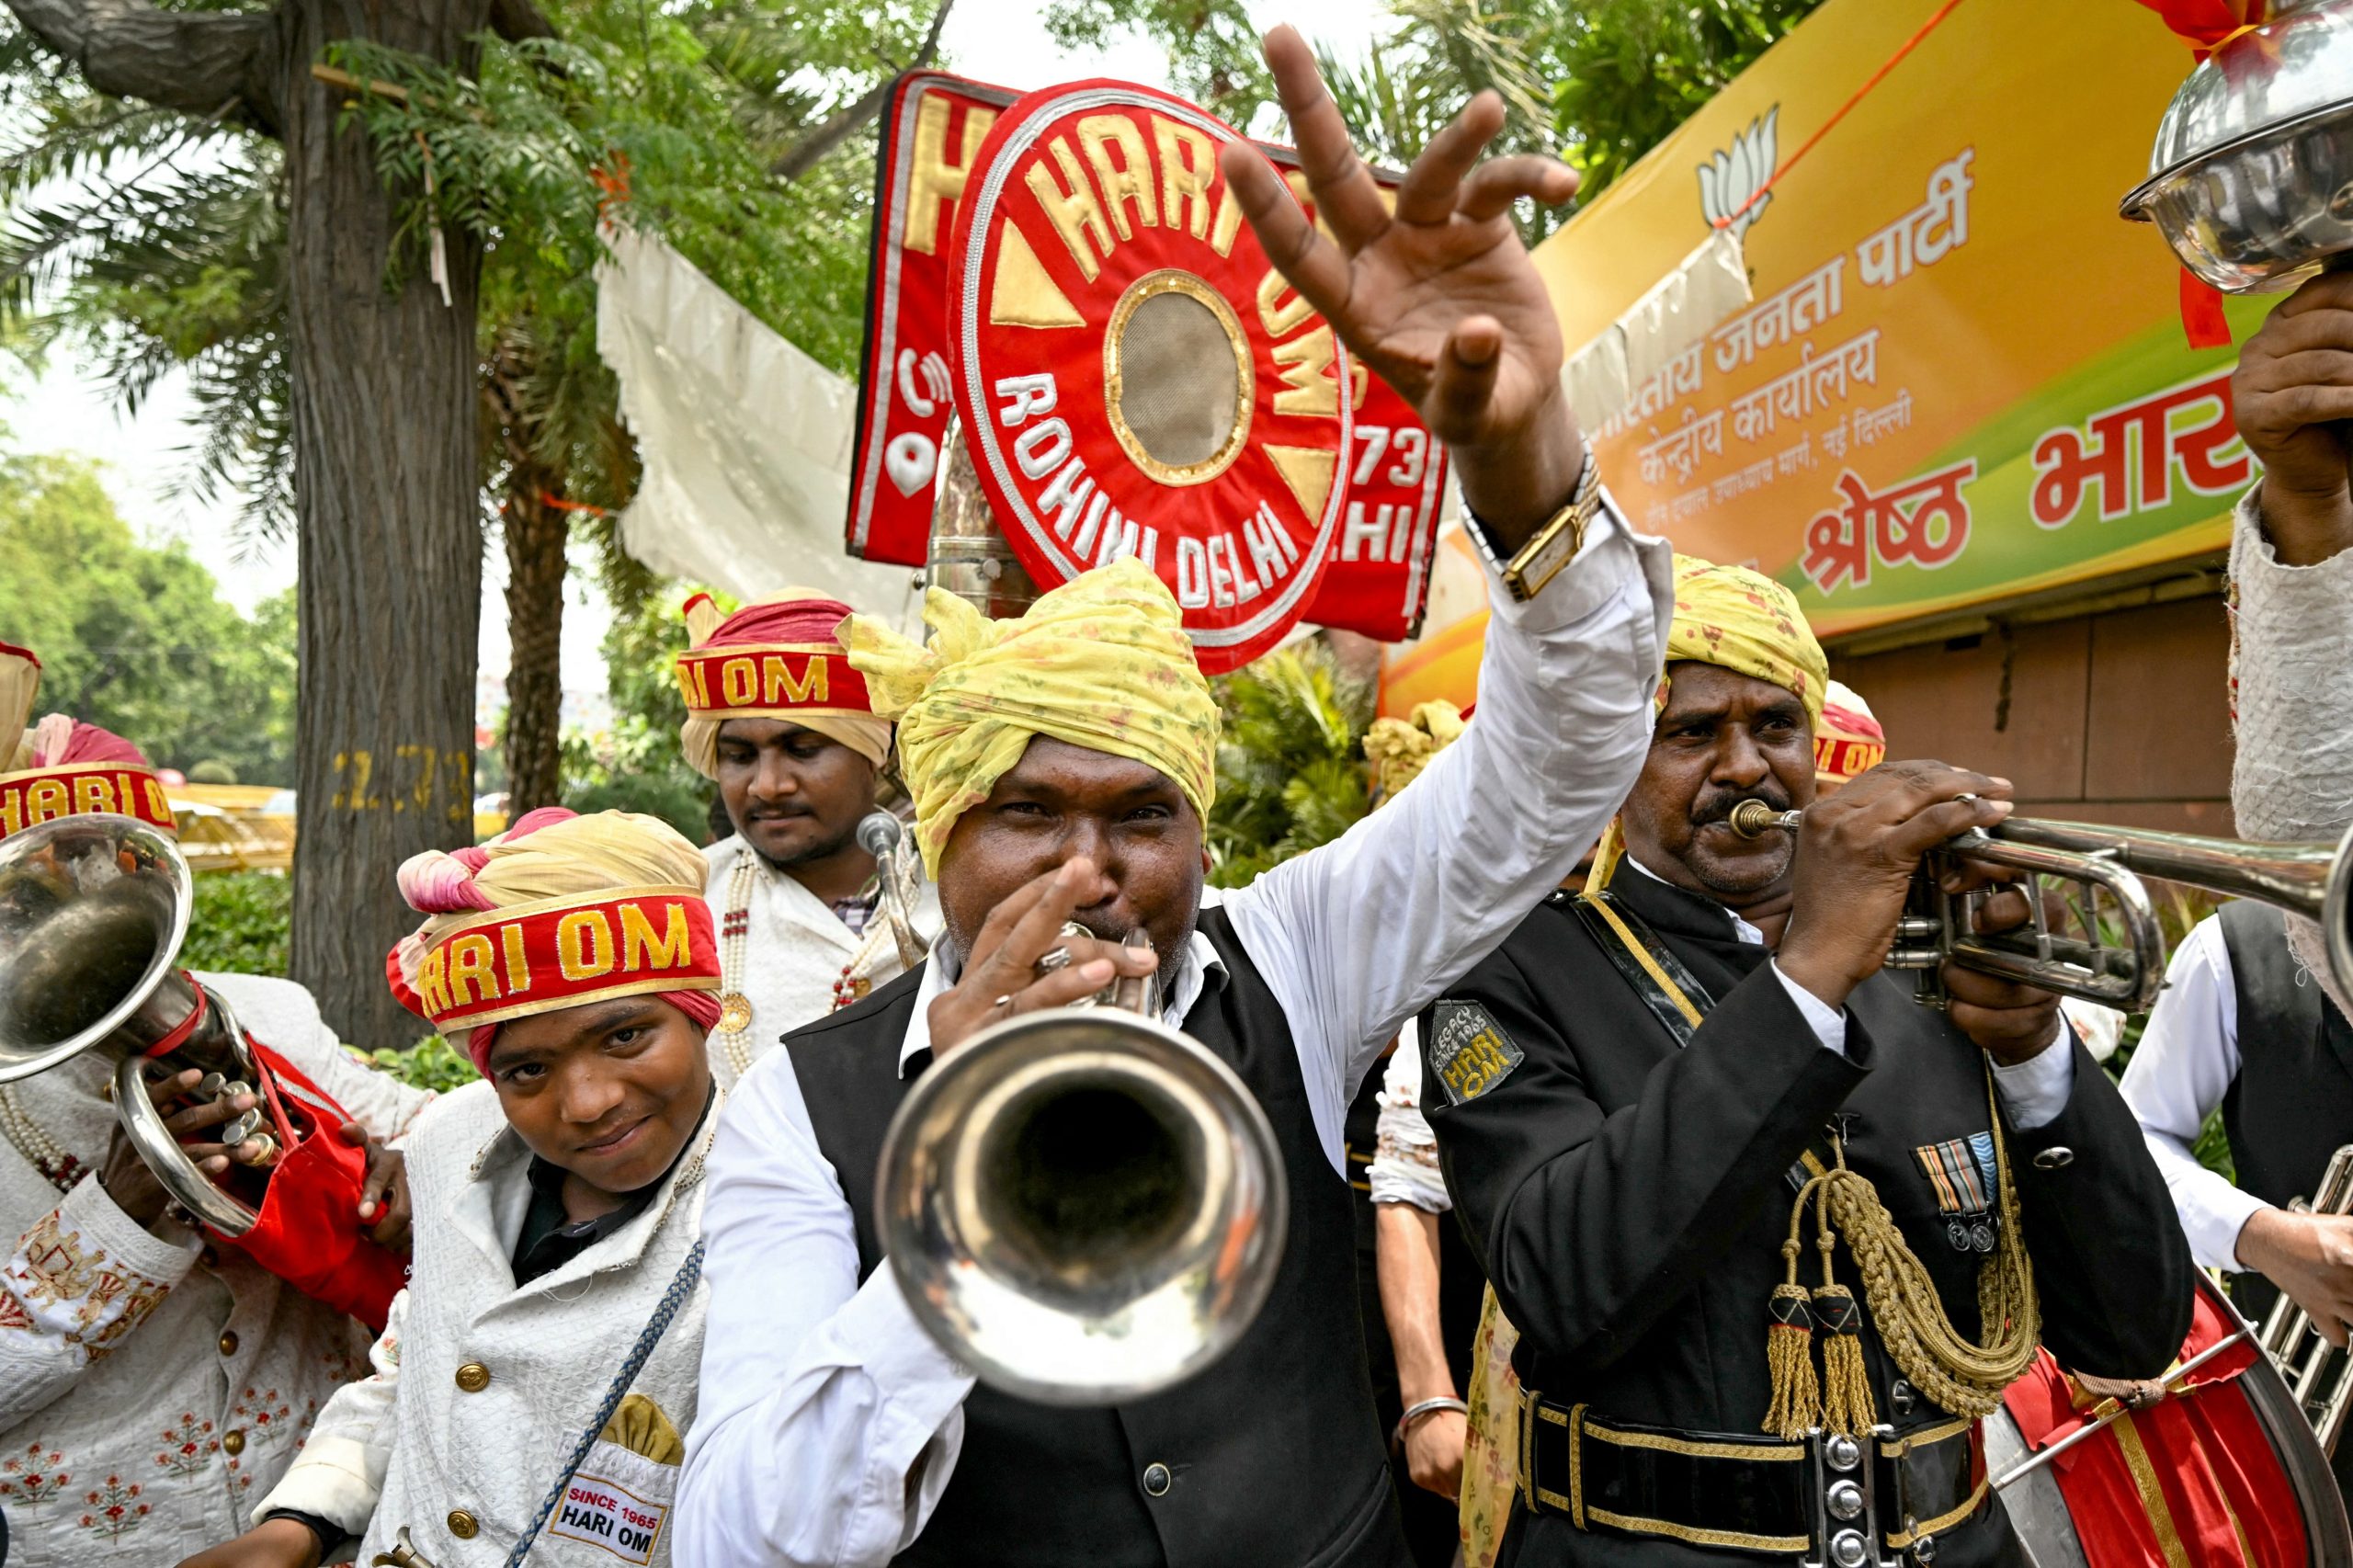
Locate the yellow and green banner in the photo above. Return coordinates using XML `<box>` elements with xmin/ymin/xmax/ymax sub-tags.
<box><xmin>1384</xmin><ymin>0</ymin><xmax>2269</xmax><ymax>715</ymax></box>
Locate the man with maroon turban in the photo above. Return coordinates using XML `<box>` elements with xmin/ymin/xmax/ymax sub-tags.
<box><xmin>676</xmin><ymin>590</ymin><xmax>938</xmax><ymax>1086</ymax></box>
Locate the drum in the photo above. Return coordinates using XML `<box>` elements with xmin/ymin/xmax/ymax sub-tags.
<box><xmin>1987</xmin><ymin>1273</ymin><xmax>2353</xmax><ymax>1568</ymax></box>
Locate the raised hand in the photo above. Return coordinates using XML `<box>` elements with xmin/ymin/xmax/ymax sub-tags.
<box><xmin>1221</xmin><ymin>24</ymin><xmax>1586</xmax><ymax>542</ymax></box>
<box><xmin>926</xmin><ymin>858</ymin><xmax>1159</xmax><ymax>1057</ymax></box>
<box><xmin>2234</xmin><ymin>267</ymin><xmax>2353</xmax><ymax>565</ymax></box>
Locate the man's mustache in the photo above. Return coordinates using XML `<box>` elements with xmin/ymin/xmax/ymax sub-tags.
<box><xmin>1689</xmin><ymin>787</ymin><xmax>1790</xmax><ymax>828</ymax></box>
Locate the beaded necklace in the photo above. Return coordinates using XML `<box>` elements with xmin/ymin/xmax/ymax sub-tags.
<box><xmin>711</xmin><ymin>849</ymin><xmax>900</xmax><ymax>1080</ymax></box>
<box><xmin>0</xmin><ymin>1084</ymin><xmax>85</xmax><ymax>1194</ymax></box>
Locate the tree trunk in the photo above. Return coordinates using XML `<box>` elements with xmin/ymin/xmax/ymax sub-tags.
<box><xmin>501</xmin><ymin>476</ymin><xmax>567</xmax><ymax>814</ymax></box>
<box><xmin>281</xmin><ymin>0</ymin><xmax>488</xmax><ymax>1048</ymax></box>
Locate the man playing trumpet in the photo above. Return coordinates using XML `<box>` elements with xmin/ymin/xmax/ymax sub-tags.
<box><xmin>1416</xmin><ymin>557</ymin><xmax>2192</xmax><ymax>1568</ymax></box>
<box><xmin>676</xmin><ymin>26</ymin><xmax>1673</xmax><ymax>1566</ymax></box>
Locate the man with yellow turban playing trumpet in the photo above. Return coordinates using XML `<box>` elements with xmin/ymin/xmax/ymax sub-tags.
<box><xmin>1416</xmin><ymin>555</ymin><xmax>2192</xmax><ymax>1568</ymax></box>
<box><xmin>676</xmin><ymin>26</ymin><xmax>1673</xmax><ymax>1568</ymax></box>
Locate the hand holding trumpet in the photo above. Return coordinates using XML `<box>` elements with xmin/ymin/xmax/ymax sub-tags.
<box><xmin>927</xmin><ymin>858</ymin><xmax>1161</xmax><ymax>1058</ymax></box>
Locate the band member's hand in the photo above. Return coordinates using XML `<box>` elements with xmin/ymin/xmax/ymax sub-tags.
<box><xmin>1402</xmin><ymin>1406</ymin><xmax>1468</xmax><ymax>1501</ymax></box>
<box><xmin>2235</xmin><ymin>1207</ymin><xmax>2353</xmax><ymax>1348</ymax></box>
<box><xmin>98</xmin><ymin>1067</ymin><xmax>261</xmax><ymax>1231</ymax></box>
<box><xmin>2234</xmin><ymin>268</ymin><xmax>2353</xmax><ymax>566</ymax></box>
<box><xmin>174</xmin><ymin>1517</ymin><xmax>324</xmax><ymax>1568</ymax></box>
<box><xmin>1224</xmin><ymin>25</ymin><xmax>1586</xmax><ymax>542</ymax></box>
<box><xmin>1777</xmin><ymin>761</ymin><xmax>2013</xmax><ymax>1012</ymax></box>
<box><xmin>1938</xmin><ymin>881</ymin><xmax>2065</xmax><ymax>1064</ymax></box>
<box><xmin>342</xmin><ymin>1120</ymin><xmax>413</xmax><ymax>1253</ymax></box>
<box><xmin>926</xmin><ymin>858</ymin><xmax>1159</xmax><ymax>1058</ymax></box>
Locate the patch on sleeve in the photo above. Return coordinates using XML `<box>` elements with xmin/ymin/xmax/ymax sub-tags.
<box><xmin>1427</xmin><ymin>1000</ymin><xmax>1525</xmax><ymax>1106</ymax></box>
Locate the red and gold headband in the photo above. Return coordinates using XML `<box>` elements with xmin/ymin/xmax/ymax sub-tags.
<box><xmin>674</xmin><ymin>642</ymin><xmax>874</xmax><ymax>722</ymax></box>
<box><xmin>0</xmin><ymin>762</ymin><xmax>177</xmax><ymax>840</ymax></box>
<box><xmin>404</xmin><ymin>883</ymin><xmax>721</xmax><ymax>1033</ymax></box>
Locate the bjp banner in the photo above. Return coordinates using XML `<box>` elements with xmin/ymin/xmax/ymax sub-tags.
<box><xmin>1383</xmin><ymin>0</ymin><xmax>2261</xmax><ymax>715</ymax></box>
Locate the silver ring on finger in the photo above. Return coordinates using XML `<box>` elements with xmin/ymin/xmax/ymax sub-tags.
<box><xmin>1953</xmin><ymin>791</ymin><xmax>1979</xmax><ymax>804</ymax></box>
<box><xmin>993</xmin><ymin>994</ymin><xmax>1017</xmax><ymax>1013</ymax></box>
<box><xmin>1036</xmin><ymin>946</ymin><xmax>1074</xmax><ymax>974</ymax></box>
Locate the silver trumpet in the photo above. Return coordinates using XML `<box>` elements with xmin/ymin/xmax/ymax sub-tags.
<box><xmin>1726</xmin><ymin>799</ymin><xmax>2353</xmax><ymax>1012</ymax></box>
<box><xmin>0</xmin><ymin>812</ymin><xmax>277</xmax><ymax>1234</ymax></box>
<box><xmin>855</xmin><ymin>810</ymin><xmax>930</xmax><ymax>972</ymax></box>
<box><xmin>875</xmin><ymin>921</ymin><xmax>1287</xmax><ymax>1405</ymax></box>
<box><xmin>2259</xmin><ymin>1145</ymin><xmax>2353</xmax><ymax>1456</ymax></box>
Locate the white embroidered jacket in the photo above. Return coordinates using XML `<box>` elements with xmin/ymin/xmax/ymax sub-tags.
<box><xmin>0</xmin><ymin>971</ymin><xmax>431</xmax><ymax>1568</ymax></box>
<box><xmin>701</xmin><ymin>835</ymin><xmax>940</xmax><ymax>1089</ymax></box>
<box><xmin>255</xmin><ymin>1077</ymin><xmax>716</xmax><ymax>1567</ymax></box>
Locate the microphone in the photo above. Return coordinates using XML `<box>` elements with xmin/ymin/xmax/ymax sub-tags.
<box><xmin>857</xmin><ymin>811</ymin><xmax>906</xmax><ymax>859</ymax></box>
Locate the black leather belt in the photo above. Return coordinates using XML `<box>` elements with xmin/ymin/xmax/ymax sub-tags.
<box><xmin>1518</xmin><ymin>1392</ymin><xmax>1988</xmax><ymax>1562</ymax></box>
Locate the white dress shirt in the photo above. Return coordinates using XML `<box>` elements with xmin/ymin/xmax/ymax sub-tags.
<box><xmin>2117</xmin><ymin>915</ymin><xmax>2270</xmax><ymax>1271</ymax></box>
<box><xmin>675</xmin><ymin>500</ymin><xmax>1676</xmax><ymax>1567</ymax></box>
<box><xmin>2229</xmin><ymin>484</ymin><xmax>2353</xmax><ymax>1015</ymax></box>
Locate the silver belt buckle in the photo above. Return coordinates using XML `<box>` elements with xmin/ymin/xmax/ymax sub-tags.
<box><xmin>1802</xmin><ymin>1426</ymin><xmax>1903</xmax><ymax>1568</ymax></box>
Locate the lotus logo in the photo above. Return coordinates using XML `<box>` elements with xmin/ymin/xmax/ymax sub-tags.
<box><xmin>1698</xmin><ymin>107</ymin><xmax>1779</xmax><ymax>239</ymax></box>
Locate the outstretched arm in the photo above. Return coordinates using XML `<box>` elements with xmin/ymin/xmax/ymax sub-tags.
<box><xmin>1218</xmin><ymin>27</ymin><xmax>1670</xmax><ymax>1165</ymax></box>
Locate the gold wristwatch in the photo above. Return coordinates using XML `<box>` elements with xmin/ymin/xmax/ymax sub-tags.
<box><xmin>1471</xmin><ymin>442</ymin><xmax>1603</xmax><ymax>604</ymax></box>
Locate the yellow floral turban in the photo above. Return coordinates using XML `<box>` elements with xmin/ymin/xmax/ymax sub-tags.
<box><xmin>1590</xmin><ymin>554</ymin><xmax>1829</xmax><ymax>890</ymax></box>
<box><xmin>841</xmin><ymin>557</ymin><xmax>1220</xmax><ymax>876</ymax></box>
<box><xmin>1363</xmin><ymin>699</ymin><xmax>1467</xmax><ymax>807</ymax></box>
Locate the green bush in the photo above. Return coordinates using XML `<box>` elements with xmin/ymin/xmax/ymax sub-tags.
<box><xmin>182</xmin><ymin>871</ymin><xmax>291</xmax><ymax>976</ymax></box>
<box><xmin>187</xmin><ymin>759</ymin><xmax>239</xmax><ymax>785</ymax></box>
<box><xmin>369</xmin><ymin>1034</ymin><xmax>483</xmax><ymax>1093</ymax></box>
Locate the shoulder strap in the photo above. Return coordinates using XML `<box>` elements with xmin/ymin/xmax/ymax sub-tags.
<box><xmin>1567</xmin><ymin>891</ymin><xmax>1717</xmax><ymax>1047</ymax></box>
<box><xmin>505</xmin><ymin>1239</ymin><xmax>704</xmax><ymax>1567</ymax></box>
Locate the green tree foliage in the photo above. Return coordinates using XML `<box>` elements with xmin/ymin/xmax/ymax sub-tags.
<box><xmin>0</xmin><ymin>447</ymin><xmax>296</xmax><ymax>779</ymax></box>
<box><xmin>557</xmin><ymin>584</ymin><xmax>716</xmax><ymax>843</ymax></box>
<box><xmin>181</xmin><ymin>869</ymin><xmax>293</xmax><ymax>976</ymax></box>
<box><xmin>1207</xmin><ymin>641</ymin><xmax>1373</xmax><ymax>887</ymax></box>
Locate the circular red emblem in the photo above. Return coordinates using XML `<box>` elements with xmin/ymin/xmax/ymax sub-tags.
<box><xmin>947</xmin><ymin>80</ymin><xmax>1355</xmax><ymax>672</ymax></box>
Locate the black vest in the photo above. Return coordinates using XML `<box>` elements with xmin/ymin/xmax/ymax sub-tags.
<box><xmin>2220</xmin><ymin>900</ymin><xmax>2353</xmax><ymax>1324</ymax></box>
<box><xmin>785</xmin><ymin>906</ymin><xmax>1413</xmax><ymax>1568</ymax></box>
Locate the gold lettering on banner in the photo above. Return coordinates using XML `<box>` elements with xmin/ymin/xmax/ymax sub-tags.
<box><xmin>990</xmin><ymin>227</ymin><xmax>1088</xmax><ymax>329</ymax></box>
<box><xmin>760</xmin><ymin>655</ymin><xmax>827</xmax><ymax>706</ymax></box>
<box><xmin>1025</xmin><ymin>137</ymin><xmax>1115</xmax><ymax>281</ymax></box>
<box><xmin>1076</xmin><ymin>114</ymin><xmax>1158</xmax><ymax>241</ymax></box>
<box><xmin>621</xmin><ymin>903</ymin><xmax>693</xmax><ymax>972</ymax></box>
<box><xmin>1153</xmin><ymin>115</ymin><xmax>1218</xmax><ymax>240</ymax></box>
<box><xmin>558</xmin><ymin>910</ymin><xmax>617</xmax><ymax>982</ymax></box>
<box><xmin>1271</xmin><ymin>326</ymin><xmax>1342</xmax><ymax>417</ymax></box>
<box><xmin>1256</xmin><ymin>267</ymin><xmax>1314</xmax><ymax>337</ymax></box>
<box><xmin>446</xmin><ymin>933</ymin><xmax>501</xmax><ymax>1008</ymax></box>
<box><xmin>71</xmin><ymin>775</ymin><xmax>112</xmax><ymax>815</ymax></box>
<box><xmin>24</xmin><ymin>778</ymin><xmax>65</xmax><ymax>822</ymax></box>
<box><xmin>903</xmin><ymin>95</ymin><xmax>997</xmax><ymax>257</ymax></box>
<box><xmin>1209</xmin><ymin>183</ymin><xmax>1245</xmax><ymax>257</ymax></box>
<box><xmin>1265</xmin><ymin>448</ymin><xmax>1337</xmax><ymax>524</ymax></box>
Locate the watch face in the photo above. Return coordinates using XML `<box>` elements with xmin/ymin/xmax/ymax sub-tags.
<box><xmin>947</xmin><ymin>79</ymin><xmax>1356</xmax><ymax>672</ymax></box>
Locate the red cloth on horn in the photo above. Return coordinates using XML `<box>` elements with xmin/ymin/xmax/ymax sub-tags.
<box><xmin>2001</xmin><ymin>1286</ymin><xmax>2306</xmax><ymax>1568</ymax></box>
<box><xmin>214</xmin><ymin>1038</ymin><xmax>407</xmax><ymax>1333</ymax></box>
<box><xmin>2128</xmin><ymin>0</ymin><xmax>2266</xmax><ymax>53</ymax></box>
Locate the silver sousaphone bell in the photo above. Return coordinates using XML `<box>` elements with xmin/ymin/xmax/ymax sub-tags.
<box><xmin>875</xmin><ymin>924</ymin><xmax>1288</xmax><ymax>1405</ymax></box>
<box><xmin>2121</xmin><ymin>0</ymin><xmax>2353</xmax><ymax>290</ymax></box>
<box><xmin>0</xmin><ymin>812</ymin><xmax>275</xmax><ymax>1234</ymax></box>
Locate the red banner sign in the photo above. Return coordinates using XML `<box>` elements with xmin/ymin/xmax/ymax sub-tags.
<box><xmin>846</xmin><ymin>72</ymin><xmax>1443</xmax><ymax>648</ymax></box>
<box><xmin>0</xmin><ymin>763</ymin><xmax>176</xmax><ymax>840</ymax></box>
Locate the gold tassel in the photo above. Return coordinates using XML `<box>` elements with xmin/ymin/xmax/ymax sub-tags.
<box><xmin>1763</xmin><ymin>1188</ymin><xmax>1824</xmax><ymax>1439</ymax></box>
<box><xmin>1764</xmin><ymin>1280</ymin><xmax>1820</xmax><ymax>1438</ymax></box>
<box><xmin>1813</xmin><ymin>1285</ymin><xmax>1877</xmax><ymax>1437</ymax></box>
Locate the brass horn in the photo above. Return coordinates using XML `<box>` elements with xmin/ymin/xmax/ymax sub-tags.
<box><xmin>2259</xmin><ymin>1144</ymin><xmax>2353</xmax><ymax>1457</ymax></box>
<box><xmin>0</xmin><ymin>812</ymin><xmax>275</xmax><ymax>1234</ymax></box>
<box><xmin>1726</xmin><ymin>800</ymin><xmax>2353</xmax><ymax>1012</ymax></box>
<box><xmin>875</xmin><ymin>923</ymin><xmax>1288</xmax><ymax>1405</ymax></box>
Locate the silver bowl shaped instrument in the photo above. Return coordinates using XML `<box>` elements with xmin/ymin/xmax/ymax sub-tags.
<box><xmin>876</xmin><ymin>1001</ymin><xmax>1289</xmax><ymax>1406</ymax></box>
<box><xmin>2120</xmin><ymin>0</ymin><xmax>2353</xmax><ymax>292</ymax></box>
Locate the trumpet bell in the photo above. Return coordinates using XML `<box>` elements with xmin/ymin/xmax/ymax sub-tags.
<box><xmin>878</xmin><ymin>1005</ymin><xmax>1289</xmax><ymax>1406</ymax></box>
<box><xmin>0</xmin><ymin>813</ymin><xmax>193</xmax><ymax>1079</ymax></box>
